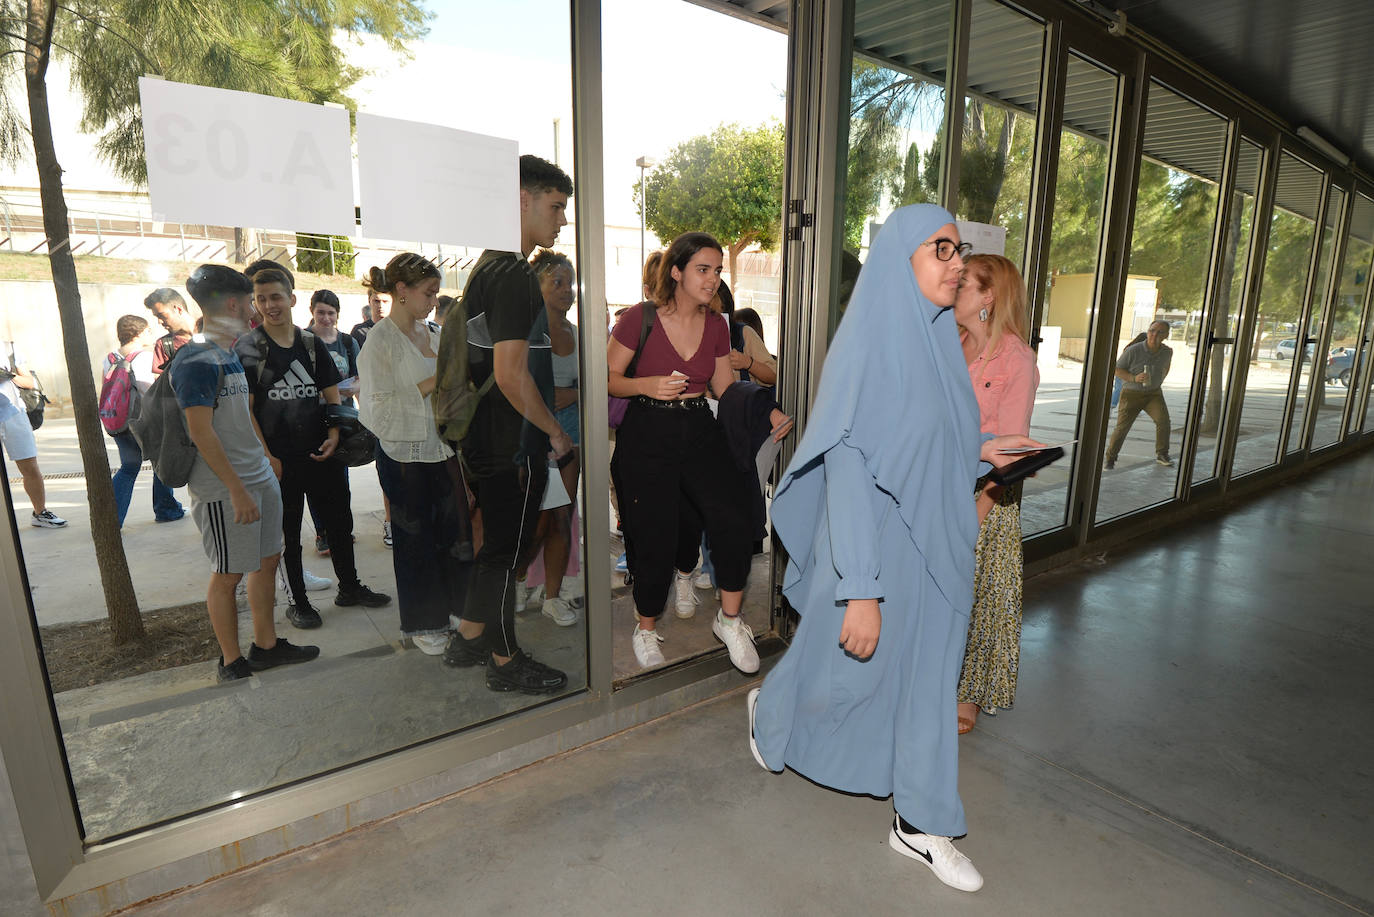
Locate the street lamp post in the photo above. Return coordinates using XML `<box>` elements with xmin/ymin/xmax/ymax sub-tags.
<box><xmin>636</xmin><ymin>155</ymin><xmax>654</xmax><ymax>271</ymax></box>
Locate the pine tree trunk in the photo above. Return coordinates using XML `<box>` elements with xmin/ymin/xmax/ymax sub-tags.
<box><xmin>25</xmin><ymin>0</ymin><xmax>143</xmax><ymax>642</ymax></box>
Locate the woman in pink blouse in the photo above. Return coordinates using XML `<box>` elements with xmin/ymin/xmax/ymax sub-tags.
<box><xmin>953</xmin><ymin>254</ymin><xmax>1040</xmax><ymax>734</ymax></box>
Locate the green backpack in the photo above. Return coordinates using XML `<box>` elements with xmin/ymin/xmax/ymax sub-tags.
<box><xmin>432</xmin><ymin>297</ymin><xmax>495</xmax><ymax>445</ymax></box>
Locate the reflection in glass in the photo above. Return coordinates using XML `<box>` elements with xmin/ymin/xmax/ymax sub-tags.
<box><xmin>8</xmin><ymin>0</ymin><xmax>586</xmax><ymax>843</ymax></box>
<box><xmin>1095</xmin><ymin>83</ymin><xmax>1225</xmax><ymax>523</ymax></box>
<box><xmin>1021</xmin><ymin>54</ymin><xmax>1116</xmax><ymax>536</ymax></box>
<box><xmin>1310</xmin><ymin>194</ymin><xmax>1373</xmax><ymax>448</ymax></box>
<box><xmin>1286</xmin><ymin>185</ymin><xmax>1345</xmax><ymax>454</ymax></box>
<box><xmin>1190</xmin><ymin>141</ymin><xmax>1262</xmax><ymax>484</ymax></box>
<box><xmin>604</xmin><ymin>0</ymin><xmax>788</xmax><ymax>680</ymax></box>
<box><xmin>955</xmin><ymin>0</ymin><xmax>1044</xmax><ymax>272</ymax></box>
<box><xmin>1232</xmin><ymin>153</ymin><xmax>1324</xmax><ymax>476</ymax></box>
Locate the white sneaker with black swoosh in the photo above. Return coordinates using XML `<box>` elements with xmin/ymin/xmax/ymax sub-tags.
<box><xmin>887</xmin><ymin>818</ymin><xmax>983</xmax><ymax>892</ymax></box>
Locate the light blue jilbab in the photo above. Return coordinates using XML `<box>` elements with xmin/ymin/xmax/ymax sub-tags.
<box><xmin>753</xmin><ymin>204</ymin><xmax>989</xmax><ymax>836</ymax></box>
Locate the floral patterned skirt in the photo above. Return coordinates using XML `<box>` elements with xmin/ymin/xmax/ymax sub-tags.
<box><xmin>957</xmin><ymin>480</ymin><xmax>1024</xmax><ymax>709</ymax></box>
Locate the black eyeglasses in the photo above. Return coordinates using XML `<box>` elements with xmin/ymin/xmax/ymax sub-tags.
<box><xmin>925</xmin><ymin>238</ymin><xmax>974</xmax><ymax>261</ymax></box>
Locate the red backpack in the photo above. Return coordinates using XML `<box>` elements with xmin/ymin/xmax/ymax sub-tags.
<box><xmin>99</xmin><ymin>351</ymin><xmax>141</xmax><ymax>435</ymax></box>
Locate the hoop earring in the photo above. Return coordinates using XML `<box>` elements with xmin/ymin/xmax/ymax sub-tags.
<box><xmin>978</xmin><ymin>308</ymin><xmax>989</xmax><ymax>323</ymax></box>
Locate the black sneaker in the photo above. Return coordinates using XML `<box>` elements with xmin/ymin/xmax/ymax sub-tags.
<box><xmin>486</xmin><ymin>650</ymin><xmax>568</xmax><ymax>694</ymax></box>
<box><xmin>335</xmin><ymin>584</ymin><xmax>392</xmax><ymax>608</ymax></box>
<box><xmin>217</xmin><ymin>655</ymin><xmax>253</xmax><ymax>683</ymax></box>
<box><xmin>443</xmin><ymin>631</ymin><xmax>487</xmax><ymax>668</ymax></box>
<box><xmin>247</xmin><ymin>639</ymin><xmax>321</xmax><ymax>671</ymax></box>
<box><xmin>1104</xmin><ymin>458</ymin><xmax>1116</xmax><ymax>470</ymax></box>
<box><xmin>287</xmin><ymin>603</ymin><xmax>323</xmax><ymax>629</ymax></box>
<box><xmin>217</xmin><ymin>657</ymin><xmax>252</xmax><ymax>684</ymax></box>
<box><xmin>315</xmin><ymin>534</ymin><xmax>331</xmax><ymax>556</ymax></box>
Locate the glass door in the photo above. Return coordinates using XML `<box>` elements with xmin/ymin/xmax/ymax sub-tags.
<box><xmin>1231</xmin><ymin>152</ymin><xmax>1325</xmax><ymax>476</ymax></box>
<box><xmin>1021</xmin><ymin>50</ymin><xmax>1121</xmax><ymax>537</ymax></box>
<box><xmin>1310</xmin><ymin>192</ymin><xmax>1373</xmax><ymax>448</ymax></box>
<box><xmin>1189</xmin><ymin>139</ymin><xmax>1263</xmax><ymax>486</ymax></box>
<box><xmin>1285</xmin><ymin>183</ymin><xmax>1346</xmax><ymax>455</ymax></box>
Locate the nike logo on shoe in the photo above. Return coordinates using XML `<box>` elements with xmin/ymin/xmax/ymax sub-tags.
<box><xmin>892</xmin><ymin>821</ymin><xmax>934</xmax><ymax>863</ymax></box>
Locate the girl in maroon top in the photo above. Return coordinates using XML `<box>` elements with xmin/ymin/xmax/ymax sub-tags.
<box><xmin>608</xmin><ymin>232</ymin><xmax>786</xmax><ymax>672</ymax></box>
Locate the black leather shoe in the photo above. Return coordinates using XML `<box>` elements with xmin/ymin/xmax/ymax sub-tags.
<box><xmin>335</xmin><ymin>584</ymin><xmax>391</xmax><ymax>608</ymax></box>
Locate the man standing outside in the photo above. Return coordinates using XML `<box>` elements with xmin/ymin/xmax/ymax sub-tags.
<box><xmin>437</xmin><ymin>154</ymin><xmax>573</xmax><ymax>694</ymax></box>
<box><xmin>236</xmin><ymin>268</ymin><xmax>391</xmax><ymax>629</ymax></box>
<box><xmin>351</xmin><ymin>288</ymin><xmax>386</xmax><ymax>347</ymax></box>
<box><xmin>1104</xmin><ymin>319</ymin><xmax>1174</xmax><ymax>469</ymax></box>
<box><xmin>176</xmin><ymin>264</ymin><xmax>318</xmax><ymax>682</ymax></box>
<box><xmin>144</xmin><ymin>287</ymin><xmax>198</xmax><ymax>375</ymax></box>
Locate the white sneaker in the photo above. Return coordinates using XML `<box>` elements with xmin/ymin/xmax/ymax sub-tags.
<box><xmin>557</xmin><ymin>581</ymin><xmax>585</xmax><ymax>610</ymax></box>
<box><xmin>712</xmin><ymin>611</ymin><xmax>759</xmax><ymax>673</ymax></box>
<box><xmin>747</xmin><ymin>687</ymin><xmax>778</xmax><ymax>772</ymax></box>
<box><xmin>412</xmin><ymin>633</ymin><xmax>449</xmax><ymax>656</ymax></box>
<box><xmin>631</xmin><ymin>625</ymin><xmax>665</xmax><ymax>668</ymax></box>
<box><xmin>382</xmin><ymin>521</ymin><xmax>393</xmax><ymax>548</ymax></box>
<box><xmin>277</xmin><ymin>565</ymin><xmax>332</xmax><ymax>594</ymax></box>
<box><xmin>541</xmin><ymin>596</ymin><xmax>578</xmax><ymax>627</ymax></box>
<box><xmin>674</xmin><ymin>570</ymin><xmax>699</xmax><ymax>619</ymax></box>
<box><xmin>514</xmin><ymin>580</ymin><xmax>544</xmax><ymax>612</ymax></box>
<box><xmin>887</xmin><ymin>820</ymin><xmax>984</xmax><ymax>892</ymax></box>
<box><xmin>693</xmin><ymin>568</ymin><xmax>713</xmax><ymax>590</ymax></box>
<box><xmin>30</xmin><ymin>509</ymin><xmax>67</xmax><ymax>528</ymax></box>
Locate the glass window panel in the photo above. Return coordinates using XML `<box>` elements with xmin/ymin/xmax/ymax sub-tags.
<box><xmin>1286</xmin><ymin>184</ymin><xmax>1345</xmax><ymax>453</ymax></box>
<box><xmin>955</xmin><ymin>0</ymin><xmax>1044</xmax><ymax>272</ymax></box>
<box><xmin>1021</xmin><ymin>53</ymin><xmax>1116</xmax><ymax>537</ymax></box>
<box><xmin>2</xmin><ymin>0</ymin><xmax>587</xmax><ymax>843</ymax></box>
<box><xmin>604</xmin><ymin>0</ymin><xmax>789</xmax><ymax>679</ymax></box>
<box><xmin>1095</xmin><ymin>83</ymin><xmax>1225</xmax><ymax>524</ymax></box>
<box><xmin>1310</xmin><ymin>194</ymin><xmax>1372</xmax><ymax>447</ymax></box>
<box><xmin>1191</xmin><ymin>140</ymin><xmax>1263</xmax><ymax>485</ymax></box>
<box><xmin>1232</xmin><ymin>153</ymin><xmax>1324</xmax><ymax>476</ymax></box>
<box><xmin>838</xmin><ymin>0</ymin><xmax>954</xmax><ymax>293</ymax></box>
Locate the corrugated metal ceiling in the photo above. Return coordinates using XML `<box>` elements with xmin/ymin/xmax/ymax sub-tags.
<box><xmin>705</xmin><ymin>0</ymin><xmax>1374</xmax><ymax>185</ymax></box>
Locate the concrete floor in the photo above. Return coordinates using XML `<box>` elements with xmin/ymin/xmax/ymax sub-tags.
<box><xmin>95</xmin><ymin>448</ymin><xmax>1374</xmax><ymax>916</ymax></box>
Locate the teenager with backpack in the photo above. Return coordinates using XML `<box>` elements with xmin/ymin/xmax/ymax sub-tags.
<box><xmin>101</xmin><ymin>315</ymin><xmax>185</xmax><ymax>526</ymax></box>
<box><xmin>235</xmin><ymin>268</ymin><xmax>391</xmax><ymax>630</ymax></box>
<box><xmin>175</xmin><ymin>264</ymin><xmax>319</xmax><ymax>682</ymax></box>
<box><xmin>434</xmin><ymin>155</ymin><xmax>573</xmax><ymax>695</ymax></box>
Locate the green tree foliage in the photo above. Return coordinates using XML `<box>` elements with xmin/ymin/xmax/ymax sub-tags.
<box><xmin>639</xmin><ymin>121</ymin><xmax>784</xmax><ymax>284</ymax></box>
<box><xmin>845</xmin><ymin>60</ymin><xmax>942</xmax><ymax>251</ymax></box>
<box><xmin>296</xmin><ymin>232</ymin><xmax>356</xmax><ymax>276</ymax></box>
<box><xmin>1126</xmin><ymin>159</ymin><xmax>1220</xmax><ymax>315</ymax></box>
<box><xmin>0</xmin><ymin>0</ymin><xmax>426</xmax><ymax>643</ymax></box>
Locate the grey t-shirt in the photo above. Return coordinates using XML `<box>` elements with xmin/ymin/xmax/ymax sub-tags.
<box><xmin>1117</xmin><ymin>340</ymin><xmax>1172</xmax><ymax>393</ymax></box>
<box><xmin>169</xmin><ymin>341</ymin><xmax>274</xmax><ymax>501</ymax></box>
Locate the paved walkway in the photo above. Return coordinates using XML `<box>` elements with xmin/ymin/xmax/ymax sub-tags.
<box><xmin>94</xmin><ymin>447</ymin><xmax>1374</xmax><ymax>916</ymax></box>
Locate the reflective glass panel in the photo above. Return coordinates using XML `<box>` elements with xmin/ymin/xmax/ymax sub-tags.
<box><xmin>603</xmin><ymin>0</ymin><xmax>788</xmax><ymax>680</ymax></box>
<box><xmin>1</xmin><ymin>1</ymin><xmax>587</xmax><ymax>842</ymax></box>
<box><xmin>1286</xmin><ymin>185</ymin><xmax>1345</xmax><ymax>454</ymax></box>
<box><xmin>1021</xmin><ymin>53</ymin><xmax>1116</xmax><ymax>536</ymax></box>
<box><xmin>955</xmin><ymin>0</ymin><xmax>1044</xmax><ymax>271</ymax></box>
<box><xmin>1232</xmin><ymin>153</ymin><xmax>1324</xmax><ymax>476</ymax></box>
<box><xmin>1310</xmin><ymin>194</ymin><xmax>1373</xmax><ymax>447</ymax></box>
<box><xmin>1095</xmin><ymin>83</ymin><xmax>1225</xmax><ymax>524</ymax></box>
<box><xmin>1190</xmin><ymin>140</ymin><xmax>1262</xmax><ymax>485</ymax></box>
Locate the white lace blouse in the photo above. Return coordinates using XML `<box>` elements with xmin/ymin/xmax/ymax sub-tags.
<box><xmin>357</xmin><ymin>317</ymin><xmax>454</xmax><ymax>464</ymax></box>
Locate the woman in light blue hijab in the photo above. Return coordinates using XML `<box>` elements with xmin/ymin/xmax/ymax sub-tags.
<box><xmin>748</xmin><ymin>204</ymin><xmax>1039</xmax><ymax>893</ymax></box>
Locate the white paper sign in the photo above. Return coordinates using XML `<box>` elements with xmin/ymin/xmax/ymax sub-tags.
<box><xmin>139</xmin><ymin>78</ymin><xmax>355</xmax><ymax>235</ymax></box>
<box><xmin>956</xmin><ymin>220</ymin><xmax>1007</xmax><ymax>256</ymax></box>
<box><xmin>356</xmin><ymin>113</ymin><xmax>519</xmax><ymax>250</ymax></box>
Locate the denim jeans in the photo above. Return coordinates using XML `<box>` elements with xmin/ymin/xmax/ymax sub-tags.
<box><xmin>111</xmin><ymin>431</ymin><xmax>183</xmax><ymax>527</ymax></box>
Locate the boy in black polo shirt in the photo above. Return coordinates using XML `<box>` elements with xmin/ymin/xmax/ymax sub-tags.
<box><xmin>235</xmin><ymin>268</ymin><xmax>390</xmax><ymax>628</ymax></box>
